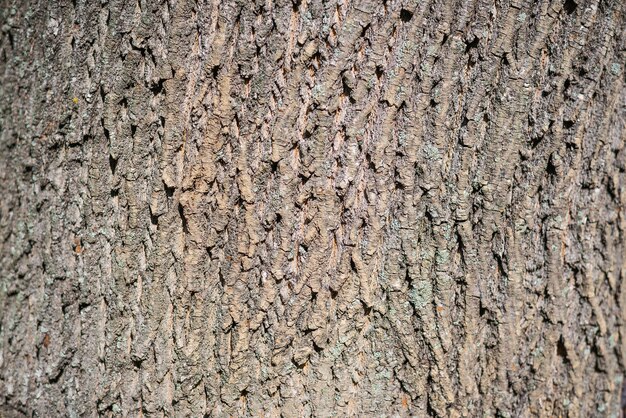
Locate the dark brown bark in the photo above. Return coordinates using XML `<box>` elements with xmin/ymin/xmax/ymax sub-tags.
<box><xmin>0</xmin><ymin>0</ymin><xmax>625</xmax><ymax>416</ymax></box>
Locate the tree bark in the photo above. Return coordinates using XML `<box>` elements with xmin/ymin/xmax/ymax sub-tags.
<box><xmin>0</xmin><ymin>0</ymin><xmax>625</xmax><ymax>416</ymax></box>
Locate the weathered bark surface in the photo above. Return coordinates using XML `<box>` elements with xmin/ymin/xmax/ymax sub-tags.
<box><xmin>0</xmin><ymin>0</ymin><xmax>625</xmax><ymax>416</ymax></box>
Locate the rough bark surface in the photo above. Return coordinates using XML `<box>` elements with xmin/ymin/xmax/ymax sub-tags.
<box><xmin>0</xmin><ymin>0</ymin><xmax>625</xmax><ymax>416</ymax></box>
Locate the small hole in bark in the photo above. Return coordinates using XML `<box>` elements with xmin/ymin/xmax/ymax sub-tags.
<box><xmin>342</xmin><ymin>78</ymin><xmax>352</xmax><ymax>97</ymax></box>
<box><xmin>298</xmin><ymin>173</ymin><xmax>311</xmax><ymax>185</ymax></box>
<box><xmin>562</xmin><ymin>81</ymin><xmax>572</xmax><ymax>101</ymax></box>
<box><xmin>110</xmin><ymin>188</ymin><xmax>119</xmax><ymax>197</ymax></box>
<box><xmin>400</xmin><ymin>9</ymin><xmax>413</xmax><ymax>22</ymax></box>
<box><xmin>563</xmin><ymin>120</ymin><xmax>574</xmax><ymax>129</ymax></box>
<box><xmin>164</xmin><ymin>184</ymin><xmax>175</xmax><ymax>198</ymax></box>
<box><xmin>376</xmin><ymin>66</ymin><xmax>384</xmax><ymax>80</ymax></box>
<box><xmin>556</xmin><ymin>336</ymin><xmax>568</xmax><ymax>360</ymax></box>
<box><xmin>109</xmin><ymin>155</ymin><xmax>118</xmax><ymax>174</ymax></box>
<box><xmin>563</xmin><ymin>0</ymin><xmax>577</xmax><ymax>15</ymax></box>
<box><xmin>58</xmin><ymin>115</ymin><xmax>71</xmax><ymax>131</ymax></box>
<box><xmin>479</xmin><ymin>301</ymin><xmax>487</xmax><ymax>317</ymax></box>
<box><xmin>547</xmin><ymin>159</ymin><xmax>558</xmax><ymax>176</ymax></box>
<box><xmin>150</xmin><ymin>78</ymin><xmax>165</xmax><ymax>95</ymax></box>
<box><xmin>270</xmin><ymin>160</ymin><xmax>279</xmax><ymax>173</ymax></box>
<box><xmin>178</xmin><ymin>203</ymin><xmax>189</xmax><ymax>233</ymax></box>
<box><xmin>211</xmin><ymin>65</ymin><xmax>219</xmax><ymax>79</ymax></box>
<box><xmin>360</xmin><ymin>23</ymin><xmax>370</xmax><ymax>37</ymax></box>
<box><xmin>361</xmin><ymin>301</ymin><xmax>372</xmax><ymax>315</ymax></box>
<box><xmin>464</xmin><ymin>36</ymin><xmax>479</xmax><ymax>53</ymax></box>
<box><xmin>441</xmin><ymin>33</ymin><xmax>449</xmax><ymax>45</ymax></box>
<box><xmin>132</xmin><ymin>358</ymin><xmax>143</xmax><ymax>369</ymax></box>
<box><xmin>366</xmin><ymin>154</ymin><xmax>376</xmax><ymax>170</ymax></box>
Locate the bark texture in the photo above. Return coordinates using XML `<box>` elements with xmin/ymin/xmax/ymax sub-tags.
<box><xmin>1</xmin><ymin>0</ymin><xmax>625</xmax><ymax>416</ymax></box>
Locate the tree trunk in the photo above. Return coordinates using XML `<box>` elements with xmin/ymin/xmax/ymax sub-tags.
<box><xmin>1</xmin><ymin>0</ymin><xmax>625</xmax><ymax>416</ymax></box>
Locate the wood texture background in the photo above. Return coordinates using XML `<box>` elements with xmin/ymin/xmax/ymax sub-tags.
<box><xmin>0</xmin><ymin>0</ymin><xmax>625</xmax><ymax>416</ymax></box>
